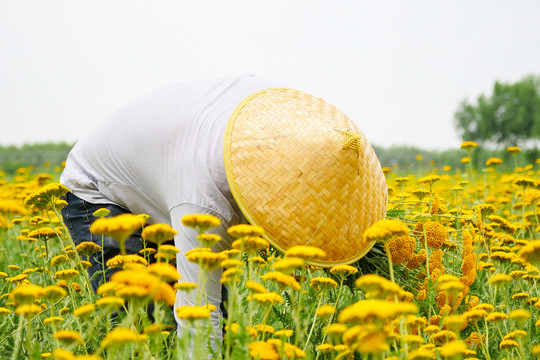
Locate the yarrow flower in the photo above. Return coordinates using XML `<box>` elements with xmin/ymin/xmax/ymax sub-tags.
<box><xmin>101</xmin><ymin>328</ymin><xmax>147</xmax><ymax>348</ymax></box>
<box><xmin>227</xmin><ymin>224</ymin><xmax>264</xmax><ymax>238</ymax></box>
<box><xmin>24</xmin><ymin>183</ymin><xmax>69</xmax><ymax>211</ymax></box>
<box><xmin>363</xmin><ymin>219</ymin><xmax>409</xmax><ymax>243</ymax></box>
<box><xmin>90</xmin><ymin>214</ymin><xmax>146</xmax><ymax>250</ymax></box>
<box><xmin>310</xmin><ymin>277</ymin><xmax>338</xmax><ymax>291</ymax></box>
<box><xmin>175</xmin><ymin>305</ymin><xmax>211</xmax><ymax>321</ymax></box>
<box><xmin>53</xmin><ymin>330</ymin><xmax>83</xmax><ymax>345</ymax></box>
<box><xmin>260</xmin><ymin>271</ymin><xmax>300</xmax><ymax>291</ymax></box>
<box><xmin>141</xmin><ymin>223</ymin><xmax>178</xmax><ymax>246</ymax></box>
<box><xmin>329</xmin><ymin>264</ymin><xmax>358</xmax><ymax>278</ymax></box>
<box><xmin>460</xmin><ymin>141</ymin><xmax>478</xmax><ymax>150</ymax></box>
<box><xmin>284</xmin><ymin>245</ymin><xmax>326</xmax><ymax>261</ymax></box>
<box><xmin>181</xmin><ymin>214</ymin><xmax>221</xmax><ymax>232</ymax></box>
<box><xmin>231</xmin><ymin>236</ymin><xmax>269</xmax><ymax>254</ymax></box>
<box><xmin>252</xmin><ymin>292</ymin><xmax>284</xmax><ymax>304</ymax></box>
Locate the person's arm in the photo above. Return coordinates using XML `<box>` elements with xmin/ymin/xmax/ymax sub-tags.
<box><xmin>169</xmin><ymin>203</ymin><xmax>234</xmax><ymax>345</ymax></box>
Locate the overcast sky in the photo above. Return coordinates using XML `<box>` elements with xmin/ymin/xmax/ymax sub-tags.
<box><xmin>2</xmin><ymin>1</ymin><xmax>540</xmax><ymax>150</ymax></box>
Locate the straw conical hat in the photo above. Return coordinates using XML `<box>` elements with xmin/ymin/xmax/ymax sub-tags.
<box><xmin>224</xmin><ymin>88</ymin><xmax>387</xmax><ymax>266</ymax></box>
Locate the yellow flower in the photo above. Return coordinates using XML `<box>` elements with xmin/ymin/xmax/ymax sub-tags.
<box><xmin>221</xmin><ymin>259</ymin><xmax>243</xmax><ymax>269</ymax></box>
<box><xmin>15</xmin><ymin>304</ymin><xmax>42</xmax><ymax>316</ymax></box>
<box><xmin>503</xmin><ymin>330</ymin><xmax>527</xmax><ymax>340</ymax></box>
<box><xmin>75</xmin><ymin>242</ymin><xmax>102</xmax><ymax>258</ymax></box>
<box><xmin>338</xmin><ymin>299</ymin><xmax>417</xmax><ymax>323</ymax></box>
<box><xmin>227</xmin><ymin>224</ymin><xmax>265</xmax><ymax>238</ymax></box>
<box><xmin>266</xmin><ymin>339</ymin><xmax>306</xmax><ymax>358</ymax></box>
<box><xmin>463</xmin><ymin>309</ymin><xmax>487</xmax><ymax>322</ymax></box>
<box><xmin>417</xmin><ymin>175</ymin><xmax>440</xmax><ymax>187</ymax></box>
<box><xmin>363</xmin><ymin>219</ymin><xmax>409</xmax><ymax>243</ymax></box>
<box><xmin>316</xmin><ymin>343</ymin><xmax>333</xmax><ymax>353</ymax></box>
<box><xmin>101</xmin><ymin>328</ymin><xmax>146</xmax><ymax>348</ymax></box>
<box><xmin>273</xmin><ymin>257</ymin><xmax>305</xmax><ymax>273</ymax></box>
<box><xmin>488</xmin><ymin>273</ymin><xmax>512</xmax><ymax>286</ymax></box>
<box><xmin>316</xmin><ymin>304</ymin><xmax>336</xmax><ymax>319</ymax></box>
<box><xmin>186</xmin><ymin>250</ymin><xmax>227</xmax><ymax>271</ymax></box>
<box><xmin>329</xmin><ymin>264</ymin><xmax>358</xmax><ymax>278</ymax></box>
<box><xmin>438</xmin><ymin>341</ymin><xmax>469</xmax><ymax>357</ymax></box>
<box><xmin>95</xmin><ymin>296</ymin><xmax>125</xmax><ymax>310</ymax></box>
<box><xmin>342</xmin><ymin>325</ymin><xmax>388</xmax><ymax>354</ymax></box>
<box><xmin>141</xmin><ymin>223</ymin><xmax>178</xmax><ymax>246</ymax></box>
<box><xmin>274</xmin><ymin>329</ymin><xmax>293</xmax><ymax>337</ymax></box>
<box><xmin>252</xmin><ymin>292</ymin><xmax>284</xmax><ymax>304</ymax></box>
<box><xmin>355</xmin><ymin>274</ymin><xmax>402</xmax><ymax>298</ymax></box>
<box><xmin>220</xmin><ymin>268</ymin><xmax>242</xmax><ymax>284</ymax></box>
<box><xmin>260</xmin><ymin>271</ymin><xmax>300</xmax><ymax>290</ymax></box>
<box><xmin>43</xmin><ymin>285</ymin><xmax>67</xmax><ymax>303</ymax></box>
<box><xmin>326</xmin><ymin>323</ymin><xmax>347</xmax><ymax>338</ymax></box>
<box><xmin>143</xmin><ymin>323</ymin><xmax>164</xmax><ymax>336</ymax></box>
<box><xmin>27</xmin><ymin>227</ymin><xmax>58</xmax><ymax>242</ymax></box>
<box><xmin>42</xmin><ymin>315</ymin><xmax>64</xmax><ymax>325</ymax></box>
<box><xmin>196</xmin><ymin>233</ymin><xmax>221</xmax><ymax>247</ymax></box>
<box><xmin>231</xmin><ymin>236</ymin><xmax>269</xmax><ymax>254</ymax></box>
<box><xmin>423</xmin><ymin>325</ymin><xmax>440</xmax><ymax>335</ymax></box>
<box><xmin>509</xmin><ymin>309</ymin><xmax>530</xmax><ymax>324</ymax></box>
<box><xmin>106</xmin><ymin>254</ymin><xmax>148</xmax><ymax>268</ymax></box>
<box><xmin>54</xmin><ymin>269</ymin><xmax>80</xmax><ymax>281</ymax></box>
<box><xmin>24</xmin><ymin>183</ymin><xmax>69</xmax><ymax>211</ymax></box>
<box><xmin>96</xmin><ymin>281</ymin><xmax>124</xmax><ymax>296</ymax></box>
<box><xmin>460</xmin><ymin>141</ymin><xmax>478</xmax><ymax>150</ymax></box>
<box><xmin>429</xmin><ymin>330</ymin><xmax>457</xmax><ymax>345</ymax></box>
<box><xmin>181</xmin><ymin>214</ymin><xmax>221</xmax><ymax>232</ymax></box>
<box><xmin>51</xmin><ymin>348</ymin><xmax>75</xmax><ymax>360</ymax></box>
<box><xmin>73</xmin><ymin>304</ymin><xmax>95</xmax><ymax>318</ymax></box>
<box><xmin>90</xmin><ymin>213</ymin><xmax>146</xmax><ymax>244</ymax></box>
<box><xmin>92</xmin><ymin>208</ymin><xmax>110</xmax><ymax>218</ymax></box>
<box><xmin>50</xmin><ymin>255</ymin><xmax>68</xmax><ymax>267</ymax></box>
<box><xmin>518</xmin><ymin>240</ymin><xmax>540</xmax><ymax>265</ymax></box>
<box><xmin>53</xmin><ymin>330</ymin><xmax>83</xmax><ymax>345</ymax></box>
<box><xmin>284</xmin><ymin>245</ymin><xmax>326</xmax><ymax>261</ymax></box>
<box><xmin>460</xmin><ymin>156</ymin><xmax>471</xmax><ymax>164</ymax></box>
<box><xmin>174</xmin><ymin>282</ymin><xmax>198</xmax><ymax>292</ymax></box>
<box><xmin>253</xmin><ymin>324</ymin><xmax>274</xmax><ymax>334</ymax></box>
<box><xmin>388</xmin><ymin>234</ymin><xmax>416</xmax><ymax>264</ymax></box>
<box><xmin>310</xmin><ymin>277</ymin><xmax>338</xmax><ymax>291</ymax></box>
<box><xmin>486</xmin><ymin>312</ymin><xmax>507</xmax><ymax>323</ymax></box>
<box><xmin>147</xmin><ymin>262</ymin><xmax>181</xmax><ymax>282</ymax></box>
<box><xmin>248</xmin><ymin>341</ymin><xmax>279</xmax><ymax>360</ymax></box>
<box><xmin>0</xmin><ymin>307</ymin><xmax>11</xmax><ymax>316</ymax></box>
<box><xmin>499</xmin><ymin>339</ymin><xmax>519</xmax><ymax>349</ymax></box>
<box><xmin>472</xmin><ymin>203</ymin><xmax>496</xmax><ymax>218</ymax></box>
<box><xmin>423</xmin><ymin>220</ymin><xmax>446</xmax><ymax>249</ymax></box>
<box><xmin>11</xmin><ymin>284</ymin><xmax>44</xmax><ymax>305</ymax></box>
<box><xmin>512</xmin><ymin>292</ymin><xmax>529</xmax><ymax>301</ymax></box>
<box><xmin>507</xmin><ymin>146</ymin><xmax>522</xmax><ymax>154</ymax></box>
<box><xmin>486</xmin><ymin>157</ymin><xmax>503</xmax><ymax>166</ymax></box>
<box><xmin>246</xmin><ymin>281</ymin><xmax>267</xmax><ymax>294</ymax></box>
<box><xmin>175</xmin><ymin>305</ymin><xmax>211</xmax><ymax>321</ymax></box>
<box><xmin>395</xmin><ymin>177</ymin><xmax>410</xmax><ymax>185</ymax></box>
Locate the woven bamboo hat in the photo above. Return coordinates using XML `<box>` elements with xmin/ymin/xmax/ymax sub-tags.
<box><xmin>224</xmin><ymin>88</ymin><xmax>388</xmax><ymax>266</ymax></box>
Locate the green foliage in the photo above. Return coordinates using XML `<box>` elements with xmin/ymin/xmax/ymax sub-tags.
<box><xmin>0</xmin><ymin>142</ymin><xmax>73</xmax><ymax>175</ymax></box>
<box><xmin>454</xmin><ymin>75</ymin><xmax>540</xmax><ymax>147</ymax></box>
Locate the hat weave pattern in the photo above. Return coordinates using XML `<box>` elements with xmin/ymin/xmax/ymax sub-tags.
<box><xmin>224</xmin><ymin>88</ymin><xmax>387</xmax><ymax>266</ymax></box>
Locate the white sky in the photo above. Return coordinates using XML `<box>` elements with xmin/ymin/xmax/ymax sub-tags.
<box><xmin>1</xmin><ymin>1</ymin><xmax>540</xmax><ymax>149</ymax></box>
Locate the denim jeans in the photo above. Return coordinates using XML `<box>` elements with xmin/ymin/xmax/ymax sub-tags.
<box><xmin>60</xmin><ymin>192</ymin><xmax>156</xmax><ymax>292</ymax></box>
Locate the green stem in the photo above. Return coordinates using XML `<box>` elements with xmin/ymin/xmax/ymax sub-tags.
<box><xmin>303</xmin><ymin>295</ymin><xmax>323</xmax><ymax>352</ymax></box>
<box><xmin>10</xmin><ymin>315</ymin><xmax>25</xmax><ymax>360</ymax></box>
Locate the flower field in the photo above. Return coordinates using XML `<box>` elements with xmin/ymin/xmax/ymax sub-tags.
<box><xmin>0</xmin><ymin>143</ymin><xmax>540</xmax><ymax>360</ymax></box>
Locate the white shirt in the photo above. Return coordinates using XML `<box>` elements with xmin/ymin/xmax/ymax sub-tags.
<box><xmin>60</xmin><ymin>74</ymin><xmax>288</xmax><ymax>340</ymax></box>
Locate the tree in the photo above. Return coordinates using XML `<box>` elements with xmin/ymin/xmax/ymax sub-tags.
<box><xmin>454</xmin><ymin>75</ymin><xmax>540</xmax><ymax>148</ymax></box>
